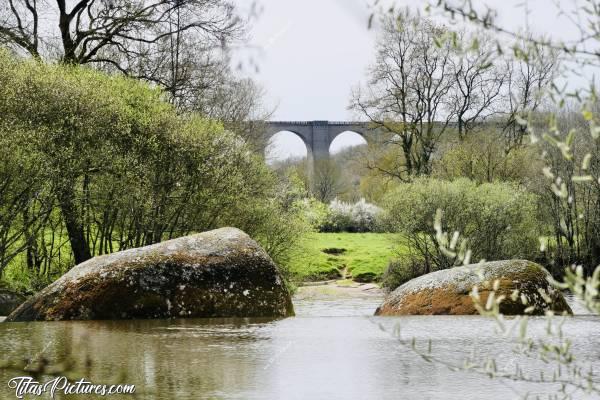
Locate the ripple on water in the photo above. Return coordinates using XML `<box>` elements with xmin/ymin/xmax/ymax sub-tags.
<box><xmin>0</xmin><ymin>290</ymin><xmax>597</xmax><ymax>399</ymax></box>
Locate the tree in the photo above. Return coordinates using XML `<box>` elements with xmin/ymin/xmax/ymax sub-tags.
<box><xmin>0</xmin><ymin>128</ymin><xmax>53</xmax><ymax>273</ymax></box>
<box><xmin>383</xmin><ymin>178</ymin><xmax>540</xmax><ymax>276</ymax></box>
<box><xmin>313</xmin><ymin>159</ymin><xmax>346</xmax><ymax>203</ymax></box>
<box><xmin>501</xmin><ymin>41</ymin><xmax>557</xmax><ymax>147</ymax></box>
<box><xmin>449</xmin><ymin>33</ymin><xmax>505</xmax><ymax>139</ymax></box>
<box><xmin>185</xmin><ymin>65</ymin><xmax>274</xmax><ymax>153</ymax></box>
<box><xmin>350</xmin><ymin>10</ymin><xmax>456</xmax><ymax>179</ymax></box>
<box><xmin>0</xmin><ymin>0</ymin><xmax>274</xmax><ymax>154</ymax></box>
<box><xmin>0</xmin><ymin>0</ymin><xmax>240</xmax><ymax>66</ymax></box>
<box><xmin>0</xmin><ymin>51</ymin><xmax>301</xmax><ymax>271</ymax></box>
<box><xmin>376</xmin><ymin>2</ymin><xmax>600</xmax><ymax>398</ymax></box>
<box><xmin>433</xmin><ymin>130</ymin><xmax>542</xmax><ymax>184</ymax></box>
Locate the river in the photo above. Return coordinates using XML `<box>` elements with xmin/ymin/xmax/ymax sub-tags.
<box><xmin>0</xmin><ymin>288</ymin><xmax>598</xmax><ymax>399</ymax></box>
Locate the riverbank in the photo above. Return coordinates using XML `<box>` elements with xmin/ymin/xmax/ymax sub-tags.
<box><xmin>292</xmin><ymin>280</ymin><xmax>384</xmax><ymax>318</ymax></box>
<box><xmin>296</xmin><ymin>280</ymin><xmax>383</xmax><ymax>299</ymax></box>
<box><xmin>287</xmin><ymin>232</ymin><xmax>403</xmax><ymax>282</ymax></box>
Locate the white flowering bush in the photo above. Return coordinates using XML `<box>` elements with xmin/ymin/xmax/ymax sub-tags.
<box><xmin>319</xmin><ymin>198</ymin><xmax>383</xmax><ymax>232</ymax></box>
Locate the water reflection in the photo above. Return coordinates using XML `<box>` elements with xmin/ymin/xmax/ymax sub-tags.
<box><xmin>0</xmin><ymin>296</ymin><xmax>598</xmax><ymax>399</ymax></box>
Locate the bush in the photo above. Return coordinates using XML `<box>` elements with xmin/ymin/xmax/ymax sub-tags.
<box><xmin>381</xmin><ymin>255</ymin><xmax>425</xmax><ymax>291</ymax></box>
<box><xmin>319</xmin><ymin>198</ymin><xmax>383</xmax><ymax>232</ymax></box>
<box><xmin>382</xmin><ymin>178</ymin><xmax>543</xmax><ymax>289</ymax></box>
<box><xmin>0</xmin><ymin>50</ymin><xmax>304</xmax><ymax>289</ymax></box>
<box><xmin>296</xmin><ymin>198</ymin><xmax>330</xmax><ymax>230</ymax></box>
<box><xmin>433</xmin><ymin>131</ymin><xmax>542</xmax><ymax>185</ymax></box>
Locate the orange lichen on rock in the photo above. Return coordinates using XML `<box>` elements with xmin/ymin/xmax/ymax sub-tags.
<box><xmin>376</xmin><ymin>285</ymin><xmax>479</xmax><ymax>315</ymax></box>
<box><xmin>375</xmin><ymin>260</ymin><xmax>572</xmax><ymax>316</ymax></box>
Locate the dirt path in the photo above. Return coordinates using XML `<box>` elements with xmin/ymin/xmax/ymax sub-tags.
<box><xmin>294</xmin><ymin>280</ymin><xmax>384</xmax><ymax>300</ymax></box>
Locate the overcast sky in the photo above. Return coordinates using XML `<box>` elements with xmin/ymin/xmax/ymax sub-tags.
<box><xmin>233</xmin><ymin>0</ymin><xmax>589</xmax><ymax>160</ymax></box>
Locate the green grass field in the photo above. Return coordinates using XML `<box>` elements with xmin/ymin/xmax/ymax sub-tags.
<box><xmin>287</xmin><ymin>232</ymin><xmax>405</xmax><ymax>282</ymax></box>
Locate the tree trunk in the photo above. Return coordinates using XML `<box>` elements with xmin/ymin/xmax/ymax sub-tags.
<box><xmin>58</xmin><ymin>187</ymin><xmax>91</xmax><ymax>265</ymax></box>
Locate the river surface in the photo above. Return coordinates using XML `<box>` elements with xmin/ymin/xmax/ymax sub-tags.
<box><xmin>0</xmin><ymin>290</ymin><xmax>598</xmax><ymax>399</ymax></box>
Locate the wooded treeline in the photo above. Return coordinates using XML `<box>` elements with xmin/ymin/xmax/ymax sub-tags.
<box><xmin>0</xmin><ymin>1</ymin><xmax>305</xmax><ymax>290</ymax></box>
<box><xmin>350</xmin><ymin>10</ymin><xmax>556</xmax><ymax>178</ymax></box>
<box><xmin>0</xmin><ymin>51</ymin><xmax>305</xmax><ymax>289</ymax></box>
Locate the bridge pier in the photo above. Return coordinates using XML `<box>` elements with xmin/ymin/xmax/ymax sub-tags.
<box><xmin>310</xmin><ymin>121</ymin><xmax>333</xmax><ymax>164</ymax></box>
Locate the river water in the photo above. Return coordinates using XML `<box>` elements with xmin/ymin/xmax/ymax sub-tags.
<box><xmin>0</xmin><ymin>293</ymin><xmax>598</xmax><ymax>399</ymax></box>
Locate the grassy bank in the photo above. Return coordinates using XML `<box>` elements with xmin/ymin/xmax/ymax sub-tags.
<box><xmin>287</xmin><ymin>232</ymin><xmax>404</xmax><ymax>282</ymax></box>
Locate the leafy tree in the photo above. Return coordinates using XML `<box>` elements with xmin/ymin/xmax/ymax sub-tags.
<box><xmin>0</xmin><ymin>50</ymin><xmax>303</xmax><ymax>280</ymax></box>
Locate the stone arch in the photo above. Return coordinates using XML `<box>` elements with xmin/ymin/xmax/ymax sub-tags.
<box><xmin>265</xmin><ymin>130</ymin><xmax>312</xmax><ymax>163</ymax></box>
<box><xmin>263</xmin><ymin>121</ymin><xmax>378</xmax><ymax>190</ymax></box>
<box><xmin>329</xmin><ymin>130</ymin><xmax>368</xmax><ymax>155</ymax></box>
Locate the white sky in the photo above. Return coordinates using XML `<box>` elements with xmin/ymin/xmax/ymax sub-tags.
<box><xmin>233</xmin><ymin>0</ymin><xmax>592</xmax><ymax>160</ymax></box>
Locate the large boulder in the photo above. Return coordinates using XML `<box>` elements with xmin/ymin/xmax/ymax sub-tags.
<box><xmin>7</xmin><ymin>228</ymin><xmax>294</xmax><ymax>321</ymax></box>
<box><xmin>0</xmin><ymin>289</ymin><xmax>25</xmax><ymax>316</ymax></box>
<box><xmin>375</xmin><ymin>260</ymin><xmax>572</xmax><ymax>316</ymax></box>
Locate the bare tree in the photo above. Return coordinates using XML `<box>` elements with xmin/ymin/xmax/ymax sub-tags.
<box><xmin>187</xmin><ymin>65</ymin><xmax>275</xmax><ymax>153</ymax></box>
<box><xmin>449</xmin><ymin>33</ymin><xmax>506</xmax><ymax>139</ymax></box>
<box><xmin>313</xmin><ymin>159</ymin><xmax>346</xmax><ymax>203</ymax></box>
<box><xmin>409</xmin><ymin>22</ymin><xmax>454</xmax><ymax>174</ymax></box>
<box><xmin>501</xmin><ymin>42</ymin><xmax>557</xmax><ymax>146</ymax></box>
<box><xmin>350</xmin><ymin>10</ymin><xmax>455</xmax><ymax>178</ymax></box>
<box><xmin>0</xmin><ymin>0</ymin><xmax>274</xmax><ymax>152</ymax></box>
<box><xmin>0</xmin><ymin>0</ymin><xmax>241</xmax><ymax>67</ymax></box>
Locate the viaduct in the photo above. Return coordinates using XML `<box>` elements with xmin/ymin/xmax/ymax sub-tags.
<box><xmin>265</xmin><ymin>120</ymin><xmax>373</xmax><ymax>167</ymax></box>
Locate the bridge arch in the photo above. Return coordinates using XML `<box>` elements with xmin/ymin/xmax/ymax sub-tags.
<box><xmin>329</xmin><ymin>130</ymin><xmax>368</xmax><ymax>155</ymax></box>
<box><xmin>263</xmin><ymin>121</ymin><xmax>378</xmax><ymax>189</ymax></box>
<box><xmin>265</xmin><ymin>130</ymin><xmax>311</xmax><ymax>163</ymax></box>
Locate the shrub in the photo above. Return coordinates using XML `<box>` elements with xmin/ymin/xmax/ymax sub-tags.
<box><xmin>433</xmin><ymin>131</ymin><xmax>542</xmax><ymax>185</ymax></box>
<box><xmin>381</xmin><ymin>255</ymin><xmax>425</xmax><ymax>291</ymax></box>
<box><xmin>320</xmin><ymin>198</ymin><xmax>383</xmax><ymax>232</ymax></box>
<box><xmin>0</xmin><ymin>50</ymin><xmax>304</xmax><ymax>289</ymax></box>
<box><xmin>382</xmin><ymin>178</ymin><xmax>543</xmax><ymax>289</ymax></box>
<box><xmin>297</xmin><ymin>198</ymin><xmax>330</xmax><ymax>230</ymax></box>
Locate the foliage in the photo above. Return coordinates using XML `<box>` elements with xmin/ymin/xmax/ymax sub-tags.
<box><xmin>0</xmin><ymin>0</ymin><xmax>272</xmax><ymax>152</ymax></box>
<box><xmin>296</xmin><ymin>198</ymin><xmax>330</xmax><ymax>230</ymax></box>
<box><xmin>409</xmin><ymin>212</ymin><xmax>600</xmax><ymax>399</ymax></box>
<box><xmin>271</xmin><ymin>145</ymin><xmax>371</xmax><ymax>203</ymax></box>
<box><xmin>381</xmin><ymin>255</ymin><xmax>425</xmax><ymax>291</ymax></box>
<box><xmin>0</xmin><ymin>50</ymin><xmax>302</xmax><ymax>289</ymax></box>
<box><xmin>382</xmin><ymin>178</ymin><xmax>542</xmax><ymax>283</ymax></box>
<box><xmin>433</xmin><ymin>131</ymin><xmax>542</xmax><ymax>184</ymax></box>
<box><xmin>319</xmin><ymin>199</ymin><xmax>384</xmax><ymax>233</ymax></box>
<box><xmin>523</xmin><ymin>106</ymin><xmax>600</xmax><ymax>276</ymax></box>
<box><xmin>312</xmin><ymin>159</ymin><xmax>346</xmax><ymax>203</ymax></box>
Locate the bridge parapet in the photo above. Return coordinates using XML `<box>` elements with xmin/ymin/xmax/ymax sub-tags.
<box><xmin>268</xmin><ymin>120</ymin><xmax>369</xmax><ymax>126</ymax></box>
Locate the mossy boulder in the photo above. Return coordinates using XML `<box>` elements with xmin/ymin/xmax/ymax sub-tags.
<box><xmin>7</xmin><ymin>228</ymin><xmax>294</xmax><ymax>322</ymax></box>
<box><xmin>0</xmin><ymin>289</ymin><xmax>26</xmax><ymax>316</ymax></box>
<box><xmin>375</xmin><ymin>260</ymin><xmax>572</xmax><ymax>316</ymax></box>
